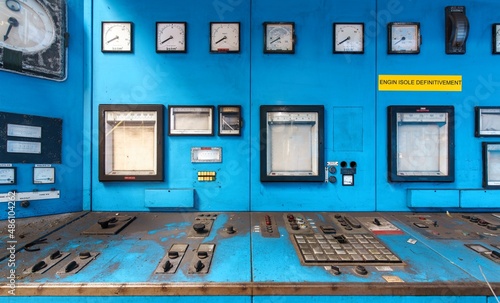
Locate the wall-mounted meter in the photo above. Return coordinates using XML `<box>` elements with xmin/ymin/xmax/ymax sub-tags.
<box><xmin>98</xmin><ymin>104</ymin><xmax>164</xmax><ymax>181</ymax></box>
<box><xmin>475</xmin><ymin>107</ymin><xmax>500</xmax><ymax>137</ymax></box>
<box><xmin>388</xmin><ymin>106</ymin><xmax>455</xmax><ymax>182</ymax></box>
<box><xmin>218</xmin><ymin>106</ymin><xmax>242</xmax><ymax>136</ymax></box>
<box><xmin>168</xmin><ymin>106</ymin><xmax>214</xmax><ymax>136</ymax></box>
<box><xmin>260</xmin><ymin>105</ymin><xmax>324</xmax><ymax>182</ymax></box>
<box><xmin>483</xmin><ymin>142</ymin><xmax>500</xmax><ymax>188</ymax></box>
<box><xmin>33</xmin><ymin>166</ymin><xmax>55</xmax><ymax>184</ymax></box>
<box><xmin>0</xmin><ymin>167</ymin><xmax>16</xmax><ymax>185</ymax></box>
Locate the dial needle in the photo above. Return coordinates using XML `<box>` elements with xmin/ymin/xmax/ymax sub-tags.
<box><xmin>394</xmin><ymin>36</ymin><xmax>406</xmax><ymax>45</ymax></box>
<box><xmin>270</xmin><ymin>37</ymin><xmax>281</xmax><ymax>44</ymax></box>
<box><xmin>337</xmin><ymin>36</ymin><xmax>351</xmax><ymax>45</ymax></box>
<box><xmin>107</xmin><ymin>35</ymin><xmax>119</xmax><ymax>44</ymax></box>
<box><xmin>215</xmin><ymin>36</ymin><xmax>227</xmax><ymax>44</ymax></box>
<box><xmin>161</xmin><ymin>35</ymin><xmax>173</xmax><ymax>44</ymax></box>
<box><xmin>3</xmin><ymin>17</ymin><xmax>19</xmax><ymax>41</ymax></box>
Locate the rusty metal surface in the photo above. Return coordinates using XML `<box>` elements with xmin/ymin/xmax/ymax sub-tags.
<box><xmin>0</xmin><ymin>282</ymin><xmax>498</xmax><ymax>296</ymax></box>
<box><xmin>0</xmin><ymin>212</ymin><xmax>88</xmax><ymax>261</ymax></box>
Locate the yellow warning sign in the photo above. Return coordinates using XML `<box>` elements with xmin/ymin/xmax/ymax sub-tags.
<box><xmin>378</xmin><ymin>75</ymin><xmax>462</xmax><ymax>92</ymax></box>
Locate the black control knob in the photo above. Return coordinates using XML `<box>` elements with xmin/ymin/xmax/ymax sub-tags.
<box><xmin>194</xmin><ymin>260</ymin><xmax>205</xmax><ymax>272</ymax></box>
<box><xmin>355</xmin><ymin>265</ymin><xmax>368</xmax><ymax>275</ymax></box>
<box><xmin>32</xmin><ymin>260</ymin><xmax>47</xmax><ymax>273</ymax></box>
<box><xmin>373</xmin><ymin>218</ymin><xmax>381</xmax><ymax>226</ymax></box>
<box><xmin>469</xmin><ymin>217</ymin><xmax>479</xmax><ymax>223</ymax></box>
<box><xmin>291</xmin><ymin>224</ymin><xmax>299</xmax><ymax>230</ymax></box>
<box><xmin>98</xmin><ymin>218</ymin><xmax>111</xmax><ymax>229</ymax></box>
<box><xmin>487</xmin><ymin>224</ymin><xmax>498</xmax><ymax>231</ymax></box>
<box><xmin>193</xmin><ymin>223</ymin><xmax>206</xmax><ymax>233</ymax></box>
<box><xmin>50</xmin><ymin>250</ymin><xmax>62</xmax><ymax>260</ymax></box>
<box><xmin>79</xmin><ymin>252</ymin><xmax>91</xmax><ymax>260</ymax></box>
<box><xmin>168</xmin><ymin>251</ymin><xmax>179</xmax><ymax>259</ymax></box>
<box><xmin>198</xmin><ymin>251</ymin><xmax>209</xmax><ymax>259</ymax></box>
<box><xmin>330</xmin><ymin>266</ymin><xmax>341</xmax><ymax>275</ymax></box>
<box><xmin>226</xmin><ymin>225</ymin><xmax>236</xmax><ymax>234</ymax></box>
<box><xmin>162</xmin><ymin>260</ymin><xmax>173</xmax><ymax>272</ymax></box>
<box><xmin>65</xmin><ymin>261</ymin><xmax>79</xmax><ymax>273</ymax></box>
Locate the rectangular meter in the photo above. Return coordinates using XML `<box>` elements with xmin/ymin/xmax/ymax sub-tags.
<box><xmin>475</xmin><ymin>107</ymin><xmax>500</xmax><ymax>137</ymax></box>
<box><xmin>169</xmin><ymin>106</ymin><xmax>214</xmax><ymax>136</ymax></box>
<box><xmin>388</xmin><ymin>106</ymin><xmax>455</xmax><ymax>182</ymax></box>
<box><xmin>483</xmin><ymin>142</ymin><xmax>500</xmax><ymax>188</ymax></box>
<box><xmin>98</xmin><ymin>104</ymin><xmax>164</xmax><ymax>181</ymax></box>
<box><xmin>260</xmin><ymin>105</ymin><xmax>324</xmax><ymax>182</ymax></box>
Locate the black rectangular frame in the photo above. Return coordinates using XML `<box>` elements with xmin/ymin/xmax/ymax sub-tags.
<box><xmin>482</xmin><ymin>142</ymin><xmax>500</xmax><ymax>189</ymax></box>
<box><xmin>0</xmin><ymin>167</ymin><xmax>16</xmax><ymax>185</ymax></box>
<box><xmin>218</xmin><ymin>105</ymin><xmax>242</xmax><ymax>136</ymax></box>
<box><xmin>260</xmin><ymin>105</ymin><xmax>324</xmax><ymax>182</ymax></box>
<box><xmin>333</xmin><ymin>22</ymin><xmax>365</xmax><ymax>54</ymax></box>
<box><xmin>98</xmin><ymin>104</ymin><xmax>164</xmax><ymax>182</ymax></box>
<box><xmin>475</xmin><ymin>106</ymin><xmax>500</xmax><ymax>137</ymax></box>
<box><xmin>156</xmin><ymin>22</ymin><xmax>187</xmax><ymax>53</ymax></box>
<box><xmin>388</xmin><ymin>105</ymin><xmax>455</xmax><ymax>182</ymax></box>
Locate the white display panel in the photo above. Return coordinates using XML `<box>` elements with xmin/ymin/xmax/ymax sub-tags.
<box><xmin>169</xmin><ymin>106</ymin><xmax>214</xmax><ymax>135</ymax></box>
<box><xmin>476</xmin><ymin>107</ymin><xmax>500</xmax><ymax>136</ymax></box>
<box><xmin>484</xmin><ymin>143</ymin><xmax>500</xmax><ymax>188</ymax></box>
<box><xmin>388</xmin><ymin>106</ymin><xmax>454</xmax><ymax>182</ymax></box>
<box><xmin>99</xmin><ymin>105</ymin><xmax>164</xmax><ymax>181</ymax></box>
<box><xmin>260</xmin><ymin>106</ymin><xmax>324</xmax><ymax>182</ymax></box>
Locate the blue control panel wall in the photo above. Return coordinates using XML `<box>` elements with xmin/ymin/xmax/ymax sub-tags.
<box><xmin>89</xmin><ymin>0</ymin><xmax>500</xmax><ymax>212</ymax></box>
<box><xmin>0</xmin><ymin>0</ymin><xmax>85</xmax><ymax>219</ymax></box>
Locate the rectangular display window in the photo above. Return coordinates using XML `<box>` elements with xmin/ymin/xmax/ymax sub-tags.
<box><xmin>388</xmin><ymin>106</ymin><xmax>455</xmax><ymax>182</ymax></box>
<box><xmin>483</xmin><ymin>142</ymin><xmax>500</xmax><ymax>188</ymax></box>
<box><xmin>169</xmin><ymin>106</ymin><xmax>214</xmax><ymax>136</ymax></box>
<box><xmin>260</xmin><ymin>105</ymin><xmax>324</xmax><ymax>182</ymax></box>
<box><xmin>475</xmin><ymin>107</ymin><xmax>500</xmax><ymax>137</ymax></box>
<box><xmin>99</xmin><ymin>104</ymin><xmax>164</xmax><ymax>181</ymax></box>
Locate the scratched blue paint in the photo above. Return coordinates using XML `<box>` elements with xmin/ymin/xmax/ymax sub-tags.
<box><xmin>253</xmin><ymin>296</ymin><xmax>485</xmax><ymax>303</ymax></box>
<box><xmin>390</xmin><ymin>219</ymin><xmax>500</xmax><ymax>282</ymax></box>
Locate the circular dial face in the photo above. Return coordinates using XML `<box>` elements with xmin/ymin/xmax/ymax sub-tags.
<box><xmin>494</xmin><ymin>24</ymin><xmax>500</xmax><ymax>54</ymax></box>
<box><xmin>265</xmin><ymin>23</ymin><xmax>294</xmax><ymax>53</ymax></box>
<box><xmin>210</xmin><ymin>22</ymin><xmax>239</xmax><ymax>52</ymax></box>
<box><xmin>156</xmin><ymin>22</ymin><xmax>186</xmax><ymax>52</ymax></box>
<box><xmin>0</xmin><ymin>0</ymin><xmax>56</xmax><ymax>53</ymax></box>
<box><xmin>102</xmin><ymin>22</ymin><xmax>132</xmax><ymax>52</ymax></box>
<box><xmin>334</xmin><ymin>23</ymin><xmax>364</xmax><ymax>53</ymax></box>
<box><xmin>389</xmin><ymin>23</ymin><xmax>420</xmax><ymax>53</ymax></box>
<box><xmin>0</xmin><ymin>168</ymin><xmax>15</xmax><ymax>184</ymax></box>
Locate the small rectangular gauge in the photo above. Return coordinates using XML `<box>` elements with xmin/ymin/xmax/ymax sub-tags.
<box><xmin>169</xmin><ymin>106</ymin><xmax>214</xmax><ymax>136</ymax></box>
<box><xmin>0</xmin><ymin>167</ymin><xmax>16</xmax><ymax>185</ymax></box>
<box><xmin>475</xmin><ymin>107</ymin><xmax>500</xmax><ymax>137</ymax></box>
<box><xmin>33</xmin><ymin>166</ymin><xmax>55</xmax><ymax>184</ymax></box>
<box><xmin>191</xmin><ymin>147</ymin><xmax>222</xmax><ymax>163</ymax></box>
<box><xmin>218</xmin><ymin>106</ymin><xmax>242</xmax><ymax>136</ymax></box>
<box><xmin>482</xmin><ymin>142</ymin><xmax>500</xmax><ymax>188</ymax></box>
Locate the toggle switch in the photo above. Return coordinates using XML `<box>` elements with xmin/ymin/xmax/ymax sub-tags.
<box><xmin>32</xmin><ymin>261</ymin><xmax>47</xmax><ymax>273</ymax></box>
<box><xmin>50</xmin><ymin>250</ymin><xmax>62</xmax><ymax>260</ymax></box>
<box><xmin>155</xmin><ymin>244</ymin><xmax>188</xmax><ymax>275</ymax></box>
<box><xmin>194</xmin><ymin>260</ymin><xmax>205</xmax><ymax>272</ymax></box>
<box><xmin>355</xmin><ymin>265</ymin><xmax>368</xmax><ymax>275</ymax></box>
<box><xmin>162</xmin><ymin>260</ymin><xmax>173</xmax><ymax>272</ymax></box>
<box><xmin>65</xmin><ymin>261</ymin><xmax>79</xmax><ymax>273</ymax></box>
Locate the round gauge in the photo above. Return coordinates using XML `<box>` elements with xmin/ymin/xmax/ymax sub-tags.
<box><xmin>264</xmin><ymin>22</ymin><xmax>295</xmax><ymax>53</ymax></box>
<box><xmin>102</xmin><ymin>22</ymin><xmax>133</xmax><ymax>52</ymax></box>
<box><xmin>0</xmin><ymin>0</ymin><xmax>56</xmax><ymax>53</ymax></box>
<box><xmin>493</xmin><ymin>24</ymin><xmax>500</xmax><ymax>54</ymax></box>
<box><xmin>156</xmin><ymin>22</ymin><xmax>186</xmax><ymax>53</ymax></box>
<box><xmin>334</xmin><ymin>23</ymin><xmax>364</xmax><ymax>53</ymax></box>
<box><xmin>210</xmin><ymin>22</ymin><xmax>240</xmax><ymax>53</ymax></box>
<box><xmin>33</xmin><ymin>167</ymin><xmax>55</xmax><ymax>184</ymax></box>
<box><xmin>0</xmin><ymin>167</ymin><xmax>16</xmax><ymax>185</ymax></box>
<box><xmin>388</xmin><ymin>22</ymin><xmax>420</xmax><ymax>54</ymax></box>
